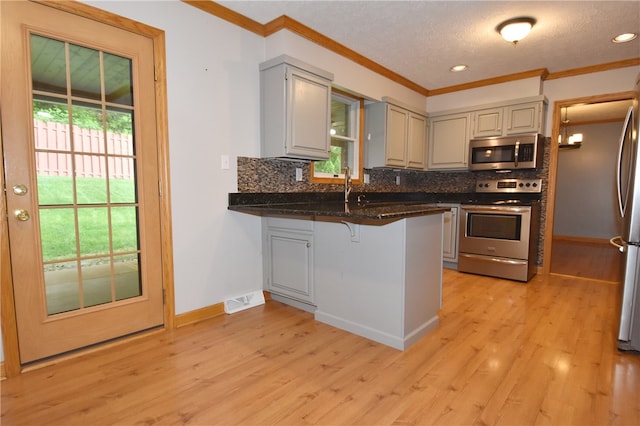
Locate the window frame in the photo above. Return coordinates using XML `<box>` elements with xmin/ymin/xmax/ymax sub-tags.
<box><xmin>311</xmin><ymin>88</ymin><xmax>364</xmax><ymax>184</ymax></box>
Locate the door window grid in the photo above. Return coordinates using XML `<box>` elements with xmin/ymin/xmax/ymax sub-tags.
<box><xmin>30</xmin><ymin>33</ymin><xmax>141</xmax><ymax>315</ymax></box>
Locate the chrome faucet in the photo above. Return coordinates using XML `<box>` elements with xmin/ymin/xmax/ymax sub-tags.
<box><xmin>344</xmin><ymin>166</ymin><xmax>352</xmax><ymax>203</ymax></box>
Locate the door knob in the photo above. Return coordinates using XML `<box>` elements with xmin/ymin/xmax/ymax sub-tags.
<box><xmin>13</xmin><ymin>184</ymin><xmax>28</xmax><ymax>196</ymax></box>
<box><xmin>14</xmin><ymin>209</ymin><xmax>30</xmax><ymax>222</ymax></box>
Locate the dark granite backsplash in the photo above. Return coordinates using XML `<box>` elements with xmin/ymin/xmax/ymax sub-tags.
<box><xmin>236</xmin><ymin>138</ymin><xmax>551</xmax><ymax>266</ymax></box>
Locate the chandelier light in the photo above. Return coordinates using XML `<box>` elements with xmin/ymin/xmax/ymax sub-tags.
<box><xmin>558</xmin><ymin>106</ymin><xmax>583</xmax><ymax>149</ymax></box>
<box><xmin>496</xmin><ymin>17</ymin><xmax>536</xmax><ymax>45</ymax></box>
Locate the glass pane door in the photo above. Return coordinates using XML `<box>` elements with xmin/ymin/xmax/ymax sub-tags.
<box><xmin>31</xmin><ymin>34</ymin><xmax>141</xmax><ymax>315</ymax></box>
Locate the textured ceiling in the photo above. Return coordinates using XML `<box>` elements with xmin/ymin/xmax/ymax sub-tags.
<box><xmin>218</xmin><ymin>0</ymin><xmax>640</xmax><ymax>91</ymax></box>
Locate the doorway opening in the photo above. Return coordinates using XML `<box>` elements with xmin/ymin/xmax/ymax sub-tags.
<box><xmin>545</xmin><ymin>94</ymin><xmax>634</xmax><ymax>282</ymax></box>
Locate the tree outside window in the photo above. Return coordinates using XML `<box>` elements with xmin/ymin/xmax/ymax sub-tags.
<box><xmin>312</xmin><ymin>90</ymin><xmax>363</xmax><ymax>183</ymax></box>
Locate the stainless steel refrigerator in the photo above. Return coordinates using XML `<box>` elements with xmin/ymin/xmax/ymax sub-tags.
<box><xmin>613</xmin><ymin>73</ymin><xmax>640</xmax><ymax>352</ymax></box>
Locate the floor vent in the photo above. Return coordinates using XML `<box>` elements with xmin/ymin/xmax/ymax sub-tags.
<box><xmin>224</xmin><ymin>290</ymin><xmax>265</xmax><ymax>314</ymax></box>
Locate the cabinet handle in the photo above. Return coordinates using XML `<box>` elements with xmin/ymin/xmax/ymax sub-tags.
<box><xmin>306</xmin><ymin>242</ymin><xmax>311</xmax><ymax>248</ymax></box>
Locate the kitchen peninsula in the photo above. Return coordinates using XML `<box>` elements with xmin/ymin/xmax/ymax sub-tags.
<box><xmin>229</xmin><ymin>192</ymin><xmax>447</xmax><ymax>350</ymax></box>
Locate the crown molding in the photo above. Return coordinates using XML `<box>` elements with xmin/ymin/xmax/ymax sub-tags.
<box><xmin>183</xmin><ymin>1</ymin><xmax>640</xmax><ymax>97</ymax></box>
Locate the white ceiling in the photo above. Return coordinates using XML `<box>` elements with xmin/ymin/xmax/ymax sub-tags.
<box><xmin>218</xmin><ymin>0</ymin><xmax>640</xmax><ymax>92</ymax></box>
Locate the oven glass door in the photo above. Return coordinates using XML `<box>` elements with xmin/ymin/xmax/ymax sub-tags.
<box><xmin>467</xmin><ymin>212</ymin><xmax>521</xmax><ymax>240</ymax></box>
<box><xmin>460</xmin><ymin>205</ymin><xmax>531</xmax><ymax>260</ymax></box>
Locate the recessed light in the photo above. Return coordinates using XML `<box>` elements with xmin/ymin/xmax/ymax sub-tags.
<box><xmin>450</xmin><ymin>64</ymin><xmax>468</xmax><ymax>72</ymax></box>
<box><xmin>612</xmin><ymin>33</ymin><xmax>638</xmax><ymax>43</ymax></box>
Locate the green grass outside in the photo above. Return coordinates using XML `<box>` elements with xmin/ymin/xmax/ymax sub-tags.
<box><xmin>38</xmin><ymin>175</ymin><xmax>138</xmax><ymax>261</ymax></box>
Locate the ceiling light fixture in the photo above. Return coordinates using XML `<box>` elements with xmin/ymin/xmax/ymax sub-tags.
<box><xmin>450</xmin><ymin>64</ymin><xmax>468</xmax><ymax>72</ymax></box>
<box><xmin>496</xmin><ymin>17</ymin><xmax>536</xmax><ymax>45</ymax></box>
<box><xmin>558</xmin><ymin>106</ymin><xmax>583</xmax><ymax>149</ymax></box>
<box><xmin>612</xmin><ymin>33</ymin><xmax>638</xmax><ymax>43</ymax></box>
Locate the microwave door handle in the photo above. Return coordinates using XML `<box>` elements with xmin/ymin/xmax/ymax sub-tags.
<box><xmin>514</xmin><ymin>141</ymin><xmax>519</xmax><ymax>167</ymax></box>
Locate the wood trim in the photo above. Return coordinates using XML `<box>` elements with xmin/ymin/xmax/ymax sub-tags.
<box><xmin>153</xmin><ymin>30</ymin><xmax>176</xmax><ymax>330</ymax></box>
<box><xmin>180</xmin><ymin>0</ymin><xmax>265</xmax><ymax>36</ymax></box>
<box><xmin>175</xmin><ymin>303</ymin><xmax>225</xmax><ymax>328</ymax></box>
<box><xmin>570</xmin><ymin>117</ymin><xmax>625</xmax><ymax>126</ymax></box>
<box><xmin>546</xmin><ymin>58</ymin><xmax>640</xmax><ymax>81</ymax></box>
<box><xmin>176</xmin><ymin>291</ymin><xmax>272</xmax><ymax>327</ymax></box>
<box><xmin>552</xmin><ymin>235</ymin><xmax>612</xmax><ymax>245</ymax></box>
<box><xmin>0</xmin><ymin>131</ymin><xmax>21</xmax><ymax>377</ymax></box>
<box><xmin>0</xmin><ymin>0</ymin><xmax>175</xmax><ymax>377</ymax></box>
<box><xmin>427</xmin><ymin>68</ymin><xmax>549</xmax><ymax>96</ymax></box>
<box><xmin>266</xmin><ymin>15</ymin><xmax>429</xmax><ymax>97</ymax></box>
<box><xmin>542</xmin><ymin>90</ymin><xmax>638</xmax><ymax>275</ymax></box>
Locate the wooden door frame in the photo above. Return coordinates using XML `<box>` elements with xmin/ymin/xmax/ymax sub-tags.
<box><xmin>542</xmin><ymin>90</ymin><xmax>637</xmax><ymax>275</ymax></box>
<box><xmin>0</xmin><ymin>0</ymin><xmax>175</xmax><ymax>377</ymax></box>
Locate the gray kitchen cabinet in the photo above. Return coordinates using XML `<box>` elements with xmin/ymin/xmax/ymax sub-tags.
<box><xmin>365</xmin><ymin>99</ymin><xmax>427</xmax><ymax>170</ymax></box>
<box><xmin>429</xmin><ymin>96</ymin><xmax>547</xmax><ymax>170</ymax></box>
<box><xmin>427</xmin><ymin>112</ymin><xmax>471</xmax><ymax>170</ymax></box>
<box><xmin>505</xmin><ymin>101</ymin><xmax>543</xmax><ymax>134</ymax></box>
<box><xmin>260</xmin><ymin>55</ymin><xmax>333</xmax><ymax>160</ymax></box>
<box><xmin>471</xmin><ymin>100</ymin><xmax>544</xmax><ymax>138</ymax></box>
<box><xmin>262</xmin><ymin>217</ymin><xmax>315</xmax><ymax>306</ymax></box>
<box><xmin>438</xmin><ymin>203</ymin><xmax>459</xmax><ymax>264</ymax></box>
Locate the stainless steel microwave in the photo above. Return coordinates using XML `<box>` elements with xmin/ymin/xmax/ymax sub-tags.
<box><xmin>468</xmin><ymin>133</ymin><xmax>543</xmax><ymax>171</ymax></box>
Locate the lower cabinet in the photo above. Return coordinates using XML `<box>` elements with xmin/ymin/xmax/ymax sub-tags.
<box><xmin>439</xmin><ymin>204</ymin><xmax>459</xmax><ymax>265</ymax></box>
<box><xmin>262</xmin><ymin>217</ymin><xmax>315</xmax><ymax>305</ymax></box>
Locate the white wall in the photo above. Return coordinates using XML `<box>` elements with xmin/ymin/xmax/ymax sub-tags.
<box><xmin>83</xmin><ymin>0</ymin><xmax>267</xmax><ymax>315</ymax></box>
<box><xmin>554</xmin><ymin>122</ymin><xmax>624</xmax><ymax>239</ymax></box>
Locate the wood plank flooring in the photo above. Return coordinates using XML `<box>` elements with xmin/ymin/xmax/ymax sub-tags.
<box><xmin>551</xmin><ymin>238</ymin><xmax>623</xmax><ymax>282</ymax></box>
<box><xmin>2</xmin><ymin>269</ymin><xmax>639</xmax><ymax>425</ymax></box>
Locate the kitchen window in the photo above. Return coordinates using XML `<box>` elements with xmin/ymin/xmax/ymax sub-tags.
<box><xmin>312</xmin><ymin>89</ymin><xmax>363</xmax><ymax>183</ymax></box>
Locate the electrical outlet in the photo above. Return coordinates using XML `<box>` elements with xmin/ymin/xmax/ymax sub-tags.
<box><xmin>295</xmin><ymin>168</ymin><xmax>303</xmax><ymax>182</ymax></box>
<box><xmin>364</xmin><ymin>173</ymin><xmax>370</xmax><ymax>184</ymax></box>
<box><xmin>396</xmin><ymin>175</ymin><xmax>401</xmax><ymax>185</ymax></box>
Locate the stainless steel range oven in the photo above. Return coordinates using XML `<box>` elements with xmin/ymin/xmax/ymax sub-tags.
<box><xmin>458</xmin><ymin>179</ymin><xmax>542</xmax><ymax>282</ymax></box>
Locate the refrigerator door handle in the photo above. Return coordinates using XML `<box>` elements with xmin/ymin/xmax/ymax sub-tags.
<box><xmin>616</xmin><ymin>106</ymin><xmax>634</xmax><ymax>217</ymax></box>
<box><xmin>609</xmin><ymin>236</ymin><xmax>625</xmax><ymax>252</ymax></box>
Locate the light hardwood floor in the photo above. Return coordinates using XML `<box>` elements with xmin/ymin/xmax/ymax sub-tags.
<box><xmin>2</xmin><ymin>269</ymin><xmax>639</xmax><ymax>425</ymax></box>
<box><xmin>551</xmin><ymin>238</ymin><xmax>623</xmax><ymax>282</ymax></box>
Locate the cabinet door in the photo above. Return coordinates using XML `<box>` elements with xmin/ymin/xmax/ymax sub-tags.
<box><xmin>505</xmin><ymin>102</ymin><xmax>541</xmax><ymax>135</ymax></box>
<box><xmin>286</xmin><ymin>67</ymin><xmax>331</xmax><ymax>159</ymax></box>
<box><xmin>266</xmin><ymin>229</ymin><xmax>314</xmax><ymax>303</ymax></box>
<box><xmin>427</xmin><ymin>113</ymin><xmax>470</xmax><ymax>170</ymax></box>
<box><xmin>407</xmin><ymin>112</ymin><xmax>427</xmax><ymax>169</ymax></box>
<box><xmin>472</xmin><ymin>107</ymin><xmax>503</xmax><ymax>138</ymax></box>
<box><xmin>385</xmin><ymin>104</ymin><xmax>409</xmax><ymax>167</ymax></box>
<box><xmin>440</xmin><ymin>205</ymin><xmax>459</xmax><ymax>262</ymax></box>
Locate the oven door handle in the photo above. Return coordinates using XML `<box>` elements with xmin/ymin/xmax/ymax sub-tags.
<box><xmin>461</xmin><ymin>205</ymin><xmax>530</xmax><ymax>214</ymax></box>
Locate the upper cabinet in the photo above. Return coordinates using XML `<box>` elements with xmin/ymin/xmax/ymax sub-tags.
<box><xmin>365</xmin><ymin>99</ymin><xmax>427</xmax><ymax>170</ymax></box>
<box><xmin>428</xmin><ymin>96</ymin><xmax>547</xmax><ymax>171</ymax></box>
<box><xmin>427</xmin><ymin>112</ymin><xmax>471</xmax><ymax>170</ymax></box>
<box><xmin>471</xmin><ymin>100</ymin><xmax>544</xmax><ymax>138</ymax></box>
<box><xmin>260</xmin><ymin>55</ymin><xmax>334</xmax><ymax>160</ymax></box>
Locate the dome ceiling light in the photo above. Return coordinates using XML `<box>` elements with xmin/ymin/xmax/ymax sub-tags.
<box><xmin>496</xmin><ymin>17</ymin><xmax>536</xmax><ymax>45</ymax></box>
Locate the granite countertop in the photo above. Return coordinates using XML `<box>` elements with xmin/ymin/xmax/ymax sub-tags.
<box><xmin>227</xmin><ymin>192</ymin><xmax>463</xmax><ymax>222</ymax></box>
